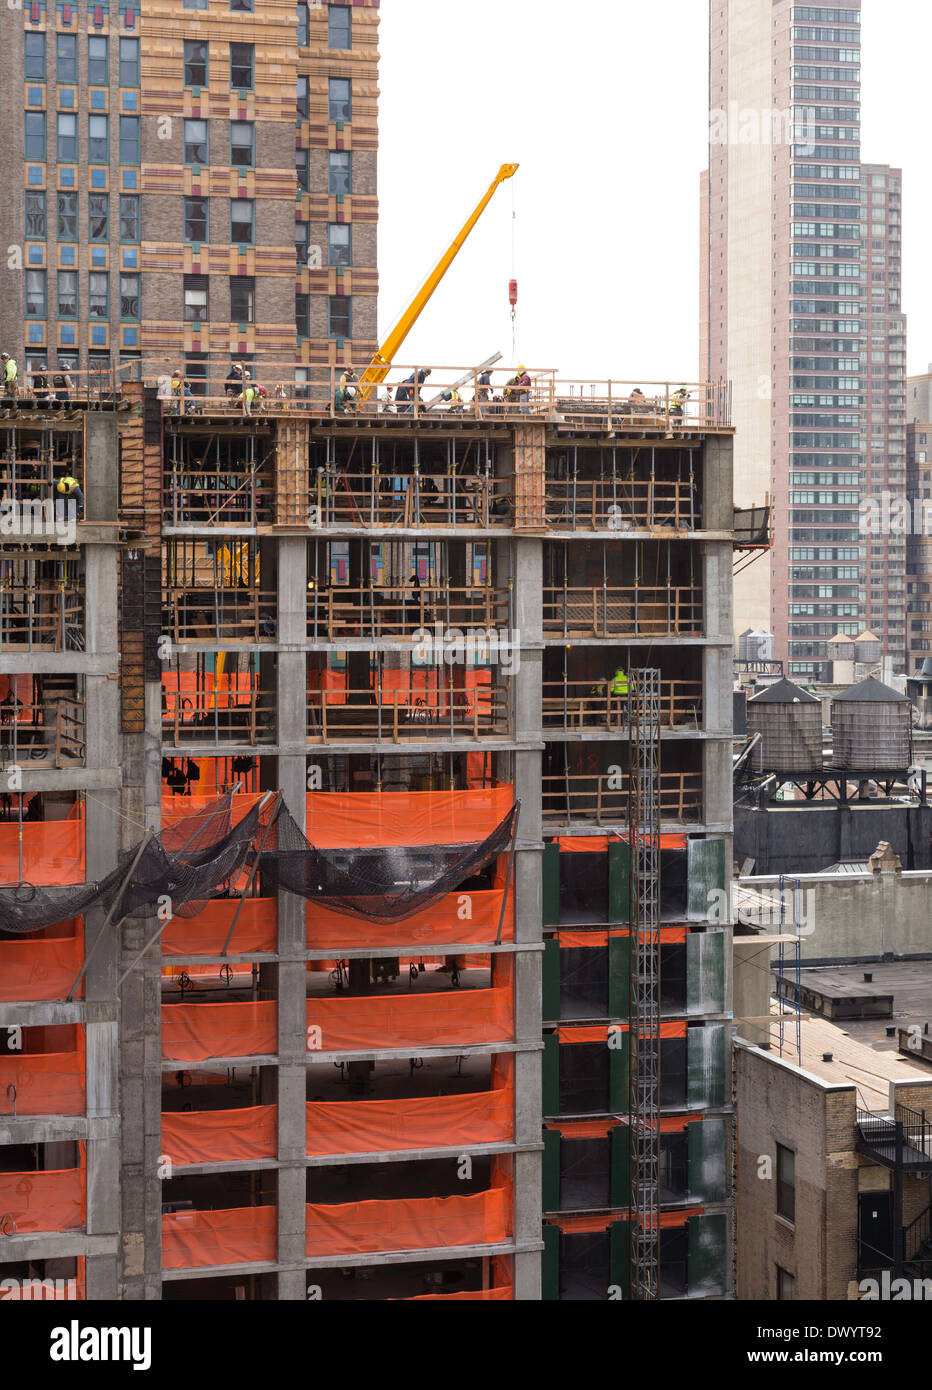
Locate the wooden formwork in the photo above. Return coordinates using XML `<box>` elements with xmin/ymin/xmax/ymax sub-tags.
<box><xmin>274</xmin><ymin>419</ymin><xmax>311</xmax><ymax>528</ymax></box>
<box><xmin>513</xmin><ymin>423</ymin><xmax>547</xmax><ymax>532</ymax></box>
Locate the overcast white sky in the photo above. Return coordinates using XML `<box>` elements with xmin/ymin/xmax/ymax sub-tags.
<box><xmin>377</xmin><ymin>0</ymin><xmax>932</xmax><ymax>384</ymax></box>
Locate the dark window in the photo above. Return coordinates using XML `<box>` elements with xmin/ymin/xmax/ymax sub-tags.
<box><xmin>119</xmin><ymin>38</ymin><xmax>140</xmax><ymax>87</ymax></box>
<box><xmin>777</xmin><ymin>1266</ymin><xmax>795</xmax><ymax>1300</ymax></box>
<box><xmin>231</xmin><ymin>121</ymin><xmax>254</xmax><ymax>167</ymax></box>
<box><xmin>183</xmin><ymin>0</ymin><xmax>208</xmax><ymax>7</ymax></box>
<box><xmin>57</xmin><ymin>191</ymin><xmax>77</xmax><ymax>239</ymax></box>
<box><xmin>328</xmin><ymin>151</ymin><xmax>351</xmax><ymax>194</ymax></box>
<box><xmin>660</xmin><ymin>941</ymin><xmax>687</xmax><ymax>1013</ymax></box>
<box><xmin>777</xmin><ymin>1144</ymin><xmax>796</xmax><ymax>1222</ymax></box>
<box><xmin>296</xmin><ymin>76</ymin><xmax>309</xmax><ymax>119</ymax></box>
<box><xmin>25</xmin><ymin>270</ymin><xmax>46</xmax><ymax>317</ymax></box>
<box><xmin>25</xmin><ymin>191</ymin><xmax>46</xmax><ymax>239</ymax></box>
<box><xmin>25</xmin><ymin>112</ymin><xmax>46</xmax><ymax>162</ymax></box>
<box><xmin>57</xmin><ymin>34</ymin><xmax>77</xmax><ymax>84</ymax></box>
<box><xmin>231</xmin><ymin>199</ymin><xmax>253</xmax><ymax>244</ymax></box>
<box><xmin>659</xmin><ymin>1226</ymin><xmax>688</xmax><ymax>1298</ymax></box>
<box><xmin>328</xmin><ymin>223</ymin><xmax>351</xmax><ymax>266</ymax></box>
<box><xmin>88</xmin><ymin>272</ymin><xmax>109</xmax><ymax>318</ymax></box>
<box><xmin>57</xmin><ymin>113</ymin><xmax>77</xmax><ymax>162</ymax></box>
<box><xmin>231</xmin><ymin>0</ymin><xmax>253</xmax><ymax>9</ymax></box>
<box><xmin>328</xmin><ymin>293</ymin><xmax>351</xmax><ymax>338</ymax></box>
<box><xmin>297</xmin><ymin>2</ymin><xmax>309</xmax><ymax>45</ymax></box>
<box><xmin>559</xmin><ymin>850</ymin><xmax>608</xmax><ymax>924</ymax></box>
<box><xmin>120</xmin><ymin>273</ymin><xmax>140</xmax><ymax>319</ymax></box>
<box><xmin>230</xmin><ymin>276</ymin><xmax>255</xmax><ymax>323</ymax></box>
<box><xmin>25</xmin><ymin>32</ymin><xmax>46</xmax><ymax>81</ymax></box>
<box><xmin>560</xmin><ymin>1229</ymin><xmax>610</xmax><ymax>1302</ymax></box>
<box><xmin>57</xmin><ymin>270</ymin><xmax>77</xmax><ymax>319</ymax></box>
<box><xmin>119</xmin><ymin>194</ymin><xmax>140</xmax><ymax>241</ymax></box>
<box><xmin>87</xmin><ymin>36</ymin><xmax>108</xmax><ymax>86</ymax></box>
<box><xmin>659</xmin><ymin>1131</ymin><xmax>689</xmax><ymax>1203</ymax></box>
<box><xmin>185</xmin><ymin>356</ymin><xmax>209</xmax><ymax>395</ymax></box>
<box><xmin>328</xmin><ymin>77</ymin><xmax>350</xmax><ymax>121</ymax></box>
<box><xmin>296</xmin><ymin>149</ymin><xmax>309</xmax><ymax>192</ymax></box>
<box><xmin>88</xmin><ymin>114</ymin><xmax>109</xmax><ymax>163</ymax></box>
<box><xmin>559</xmin><ymin>1041</ymin><xmax>608</xmax><ymax>1114</ymax></box>
<box><xmin>660</xmin><ymin>1036</ymin><xmax>687</xmax><ymax>1108</ymax></box>
<box><xmin>89</xmin><ymin>193</ymin><xmax>109</xmax><ymax>240</ymax></box>
<box><xmin>184</xmin><ymin>120</ymin><xmax>208</xmax><ymax>166</ymax></box>
<box><xmin>295</xmin><ymin>293</ymin><xmax>309</xmax><ymax>339</ymax></box>
<box><xmin>328</xmin><ymin>4</ymin><xmax>351</xmax><ymax>48</ymax></box>
<box><xmin>184</xmin><ymin>275</ymin><xmax>208</xmax><ymax>323</ymax></box>
<box><xmin>295</xmin><ymin>221</ymin><xmax>309</xmax><ymax>265</ymax></box>
<box><xmin>230</xmin><ymin>42</ymin><xmax>254</xmax><ymax>90</ymax></box>
<box><xmin>184</xmin><ymin>197</ymin><xmax>209</xmax><ymax>243</ymax></box>
<box><xmin>559</xmin><ymin>945</ymin><xmax>608</xmax><ymax>1021</ymax></box>
<box><xmin>559</xmin><ymin>1137</ymin><xmax>610</xmax><ymax>1210</ymax></box>
<box><xmin>119</xmin><ymin>115</ymin><xmax>140</xmax><ymax>164</ymax></box>
<box><xmin>184</xmin><ymin>40</ymin><xmax>208</xmax><ymax>87</ymax></box>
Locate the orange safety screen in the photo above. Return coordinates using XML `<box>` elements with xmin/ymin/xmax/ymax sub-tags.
<box><xmin>161</xmin><ymin>1205</ymin><xmax>277</xmax><ymax>1270</ymax></box>
<box><xmin>608</xmin><ymin>925</ymin><xmax>689</xmax><ymax>943</ymax></box>
<box><xmin>161</xmin><ymin>899</ymin><xmax>277</xmax><ymax>956</ymax></box>
<box><xmin>556</xmin><ymin>1024</ymin><xmax>625</xmax><ymax>1044</ymax></box>
<box><xmin>306</xmin><ymin>1087</ymin><xmax>514</xmax><ymax>1156</ymax></box>
<box><xmin>0</xmin><ymin>1044</ymin><xmax>85</xmax><ymax>1115</ymax></box>
<box><xmin>405</xmin><ymin>1286</ymin><xmax>513</xmax><ymax>1301</ymax></box>
<box><xmin>307</xmin><ymin>889</ymin><xmax>513</xmax><ymax>949</ymax></box>
<box><xmin>305</xmin><ymin>1186</ymin><xmax>510</xmax><ymax>1259</ymax></box>
<box><xmin>0</xmin><ymin>928</ymin><xmax>84</xmax><ymax>1001</ymax></box>
<box><xmin>305</xmin><ymin>786</ymin><xmax>513</xmax><ymax>848</ymax></box>
<box><xmin>0</xmin><ymin>816</ymin><xmax>85</xmax><ymax>886</ymax></box>
<box><xmin>558</xmin><ymin>930</ymin><xmax>608</xmax><ymax>950</ymax></box>
<box><xmin>0</xmin><ymin>1257</ymin><xmax>85</xmax><ymax>1299</ymax></box>
<box><xmin>161</xmin><ymin>1002</ymin><xmax>276</xmax><ymax>1062</ymax></box>
<box><xmin>0</xmin><ymin>1162</ymin><xmax>85</xmax><ymax>1234</ymax></box>
<box><xmin>545</xmin><ymin>1118</ymin><xmax>621</xmax><ymax>1139</ymax></box>
<box><xmin>161</xmin><ymin>1105</ymin><xmax>277</xmax><ymax>1167</ymax></box>
<box><xmin>306</xmin><ymin>986</ymin><xmax>513</xmax><ymax>1051</ymax></box>
<box><xmin>557</xmin><ymin>837</ymin><xmax>608</xmax><ymax>853</ymax></box>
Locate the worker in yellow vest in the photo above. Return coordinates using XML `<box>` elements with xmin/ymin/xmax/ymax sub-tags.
<box><xmin>609</xmin><ymin>666</ymin><xmax>629</xmax><ymax>722</ymax></box>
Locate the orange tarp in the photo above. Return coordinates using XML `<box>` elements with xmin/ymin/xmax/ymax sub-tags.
<box><xmin>307</xmin><ymin>889</ymin><xmax>513</xmax><ymax>949</ymax></box>
<box><xmin>305</xmin><ymin>1186</ymin><xmax>510</xmax><ymax>1259</ymax></box>
<box><xmin>161</xmin><ymin>1002</ymin><xmax>276</xmax><ymax>1062</ymax></box>
<box><xmin>161</xmin><ymin>899</ymin><xmax>277</xmax><ymax>956</ymax></box>
<box><xmin>0</xmin><ymin>1046</ymin><xmax>85</xmax><ymax>1115</ymax></box>
<box><xmin>161</xmin><ymin>1105</ymin><xmax>277</xmax><ymax>1166</ymax></box>
<box><xmin>306</xmin><ymin>787</ymin><xmax>513</xmax><ymax>849</ymax></box>
<box><xmin>306</xmin><ymin>1087</ymin><xmax>514</xmax><ymax>1156</ymax></box>
<box><xmin>404</xmin><ymin>1286</ymin><xmax>513</xmax><ymax>1301</ymax></box>
<box><xmin>0</xmin><ymin>1165</ymin><xmax>84</xmax><ymax>1233</ymax></box>
<box><xmin>0</xmin><ymin>819</ymin><xmax>85</xmax><ymax>886</ymax></box>
<box><xmin>162</xmin><ymin>1205</ymin><xmax>276</xmax><ymax>1270</ymax></box>
<box><xmin>0</xmin><ymin>930</ymin><xmax>84</xmax><ymax>1001</ymax></box>
<box><xmin>306</xmin><ymin>986</ymin><xmax>513</xmax><ymax>1051</ymax></box>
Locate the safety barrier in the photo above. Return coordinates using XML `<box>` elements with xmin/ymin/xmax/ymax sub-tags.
<box><xmin>0</xmin><ymin>694</ymin><xmax>85</xmax><ymax>769</ymax></box>
<box><xmin>307</xmin><ymin>584</ymin><xmax>509</xmax><ymax>642</ymax></box>
<box><xmin>307</xmin><ymin>679</ymin><xmax>509</xmax><ymax>745</ymax></box>
<box><xmin>543</xmin><ymin>476</ymin><xmax>699</xmax><ymax>531</ymax></box>
<box><xmin>307</xmin><ymin>888</ymin><xmax>513</xmax><ymax>949</ymax></box>
<box><xmin>0</xmin><ymin>1044</ymin><xmax>85</xmax><ymax>1116</ymax></box>
<box><xmin>0</xmin><ymin>927</ymin><xmax>83</xmax><ymax>1001</ymax></box>
<box><xmin>0</xmin><ymin>811</ymin><xmax>84</xmax><ymax>886</ymax></box>
<box><xmin>304</xmin><ymin>1186</ymin><xmax>511</xmax><ymax>1260</ymax></box>
<box><xmin>0</xmin><ymin>1161</ymin><xmax>84</xmax><ymax>1234</ymax></box>
<box><xmin>542</xmin><ymin>771</ymin><xmax>703</xmax><ymax>824</ymax></box>
<box><xmin>542</xmin><ymin>680</ymin><xmax>702</xmax><ymax>732</ymax></box>
<box><xmin>542</xmin><ymin>585</ymin><xmax>702</xmax><ymax>638</ymax></box>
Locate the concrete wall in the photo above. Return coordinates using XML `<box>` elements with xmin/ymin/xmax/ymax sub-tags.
<box><xmin>736</xmin><ymin>802</ymin><xmax>932</xmax><ymax>876</ymax></box>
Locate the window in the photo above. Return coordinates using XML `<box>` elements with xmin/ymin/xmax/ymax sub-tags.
<box><xmin>296</xmin><ymin>76</ymin><xmax>309</xmax><ymax>118</ymax></box>
<box><xmin>297</xmin><ymin>2</ymin><xmax>309</xmax><ymax>45</ymax></box>
<box><xmin>328</xmin><ymin>4</ymin><xmax>351</xmax><ymax>48</ymax></box>
<box><xmin>25</xmin><ymin>32</ymin><xmax>46</xmax><ymax>80</ymax></box>
<box><xmin>88</xmin><ymin>114</ymin><xmax>109</xmax><ymax>163</ymax></box>
<box><xmin>230</xmin><ymin>276</ymin><xmax>255</xmax><ymax>323</ymax></box>
<box><xmin>328</xmin><ymin>223</ymin><xmax>351</xmax><ymax>266</ymax></box>
<box><xmin>295</xmin><ymin>293</ymin><xmax>309</xmax><ymax>339</ymax></box>
<box><xmin>184</xmin><ymin>0</ymin><xmax>208</xmax><ymax>7</ymax></box>
<box><xmin>89</xmin><ymin>193</ymin><xmax>109</xmax><ymax>240</ymax></box>
<box><xmin>119</xmin><ymin>194</ymin><xmax>139</xmax><ymax>241</ymax></box>
<box><xmin>230</xmin><ymin>121</ymin><xmax>254</xmax><ymax>167</ymax></box>
<box><xmin>57</xmin><ymin>113</ymin><xmax>77</xmax><ymax>162</ymax></box>
<box><xmin>184</xmin><ymin>275</ymin><xmax>208</xmax><ymax>323</ymax></box>
<box><xmin>230</xmin><ymin>43</ymin><xmax>254</xmax><ymax>90</ymax></box>
<box><xmin>231</xmin><ymin>199</ymin><xmax>253</xmax><ymax>244</ymax></box>
<box><xmin>119</xmin><ymin>115</ymin><xmax>140</xmax><ymax>164</ymax></box>
<box><xmin>88</xmin><ymin>272</ymin><xmax>109</xmax><ymax>318</ymax></box>
<box><xmin>57</xmin><ymin>270</ymin><xmax>77</xmax><ymax>318</ymax></box>
<box><xmin>328</xmin><ymin>151</ymin><xmax>351</xmax><ymax>194</ymax></box>
<box><xmin>295</xmin><ymin>221</ymin><xmax>308</xmax><ymax>265</ymax></box>
<box><xmin>296</xmin><ymin>149</ymin><xmax>309</xmax><ymax>192</ymax></box>
<box><xmin>184</xmin><ymin>197</ymin><xmax>209</xmax><ymax>243</ymax></box>
<box><xmin>185</xmin><ymin>355</ymin><xmax>208</xmax><ymax>395</ymax></box>
<box><xmin>120</xmin><ymin>273</ymin><xmax>140</xmax><ymax>319</ymax></box>
<box><xmin>25</xmin><ymin>191</ymin><xmax>46</xmax><ymax>239</ymax></box>
<box><xmin>57</xmin><ymin>192</ymin><xmax>77</xmax><ymax>239</ymax></box>
<box><xmin>184</xmin><ymin>40</ymin><xmax>208</xmax><ymax>87</ymax></box>
<box><xmin>184</xmin><ymin>119</ymin><xmax>209</xmax><ymax>165</ymax></box>
<box><xmin>119</xmin><ymin>38</ymin><xmax>140</xmax><ymax>87</ymax></box>
<box><xmin>88</xmin><ymin>36</ymin><xmax>108</xmax><ymax>86</ymax></box>
<box><xmin>776</xmin><ymin>1144</ymin><xmax>796</xmax><ymax>1222</ymax></box>
<box><xmin>231</xmin><ymin>0</ymin><xmax>253</xmax><ymax>9</ymax></box>
<box><xmin>25</xmin><ymin>270</ymin><xmax>46</xmax><ymax>317</ymax></box>
<box><xmin>57</xmin><ymin>34</ymin><xmax>77</xmax><ymax>84</ymax></box>
<box><xmin>328</xmin><ymin>294</ymin><xmax>351</xmax><ymax>338</ymax></box>
<box><xmin>328</xmin><ymin>77</ymin><xmax>350</xmax><ymax>122</ymax></box>
<box><xmin>25</xmin><ymin>112</ymin><xmax>46</xmax><ymax>161</ymax></box>
<box><xmin>776</xmin><ymin>1267</ymin><xmax>795</xmax><ymax>1301</ymax></box>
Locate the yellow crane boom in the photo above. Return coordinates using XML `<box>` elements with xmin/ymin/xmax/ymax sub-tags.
<box><xmin>354</xmin><ymin>162</ymin><xmax>519</xmax><ymax>409</ymax></box>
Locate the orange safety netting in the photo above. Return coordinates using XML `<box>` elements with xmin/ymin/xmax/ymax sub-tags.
<box><xmin>307</xmin><ymin>888</ymin><xmax>513</xmax><ymax>949</ymax></box>
<box><xmin>305</xmin><ymin>786</ymin><xmax>513</xmax><ymax>849</ymax></box>
<box><xmin>306</xmin><ymin>986</ymin><xmax>513</xmax><ymax>1051</ymax></box>
<box><xmin>545</xmin><ymin>1118</ymin><xmax>621</xmax><ymax>1139</ymax></box>
<box><xmin>305</xmin><ymin>1186</ymin><xmax>510</xmax><ymax>1259</ymax></box>
<box><xmin>556</xmin><ymin>1024</ymin><xmax>623</xmax><ymax>1044</ymax></box>
<box><xmin>161</xmin><ymin>1001</ymin><xmax>276</xmax><ymax>1062</ymax></box>
<box><xmin>161</xmin><ymin>1105</ymin><xmax>277</xmax><ymax>1166</ymax></box>
<box><xmin>0</xmin><ymin>814</ymin><xmax>85</xmax><ymax>886</ymax></box>
<box><xmin>404</xmin><ymin>1286</ymin><xmax>513</xmax><ymax>1301</ymax></box>
<box><xmin>306</xmin><ymin>1087</ymin><xmax>514</xmax><ymax>1156</ymax></box>
<box><xmin>161</xmin><ymin>898</ymin><xmax>276</xmax><ymax>956</ymax></box>
<box><xmin>162</xmin><ymin>1205</ymin><xmax>277</xmax><ymax>1270</ymax></box>
<box><xmin>0</xmin><ymin>928</ymin><xmax>84</xmax><ymax>1001</ymax></box>
<box><xmin>0</xmin><ymin>1040</ymin><xmax>85</xmax><ymax>1115</ymax></box>
<box><xmin>0</xmin><ymin>1156</ymin><xmax>85</xmax><ymax>1234</ymax></box>
<box><xmin>558</xmin><ymin>930</ymin><xmax>608</xmax><ymax>949</ymax></box>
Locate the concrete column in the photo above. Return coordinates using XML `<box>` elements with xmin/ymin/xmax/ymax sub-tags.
<box><xmin>84</xmin><ymin>415</ymin><xmax>119</xmax><ymax>522</ymax></box>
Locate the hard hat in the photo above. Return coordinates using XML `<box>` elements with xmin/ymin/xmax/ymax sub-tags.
<box><xmin>518</xmin><ymin>364</ymin><xmax>526</xmax><ymax>372</ymax></box>
<box><xmin>1</xmin><ymin>353</ymin><xmax>8</xmax><ymax>360</ymax></box>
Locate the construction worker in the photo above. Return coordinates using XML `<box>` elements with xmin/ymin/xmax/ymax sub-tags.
<box><xmin>334</xmin><ymin>366</ymin><xmax>358</xmax><ymax>414</ymax></box>
<box><xmin>225</xmin><ymin>362</ymin><xmax>244</xmax><ymax>399</ymax></box>
<box><xmin>56</xmin><ymin>473</ymin><xmax>85</xmax><ymax>517</ymax></box>
<box><xmin>236</xmin><ymin>373</ymin><xmax>260</xmax><ymax>415</ymax></box>
<box><xmin>30</xmin><ymin>366</ymin><xmax>50</xmax><ymax>405</ymax></box>
<box><xmin>629</xmin><ymin>386</ymin><xmax>647</xmax><ymax>419</ymax></box>
<box><xmin>395</xmin><ymin>368</ymin><xmax>431</xmax><ymax>414</ymax></box>
<box><xmin>169</xmin><ymin>369</ymin><xmax>192</xmax><ymax>416</ymax></box>
<box><xmin>438</xmin><ymin>386</ymin><xmax>464</xmax><ymax>413</ymax></box>
<box><xmin>52</xmin><ymin>366</ymin><xmax>74</xmax><ymax>408</ymax></box>
<box><xmin>671</xmin><ymin>385</ymin><xmax>689</xmax><ymax>419</ymax></box>
<box><xmin>476</xmin><ymin>368</ymin><xmax>492</xmax><ymax>414</ymax></box>
<box><xmin>1</xmin><ymin>353</ymin><xmax>18</xmax><ymax>400</ymax></box>
<box><xmin>608</xmin><ymin>665</ymin><xmax>629</xmax><ymax>723</ymax></box>
<box><xmin>505</xmin><ymin>365</ymin><xmax>531</xmax><ymax>414</ymax></box>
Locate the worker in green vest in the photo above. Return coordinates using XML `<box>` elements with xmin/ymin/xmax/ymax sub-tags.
<box><xmin>1</xmin><ymin>353</ymin><xmax>18</xmax><ymax>399</ymax></box>
<box><xmin>609</xmin><ymin>666</ymin><xmax>629</xmax><ymax>721</ymax></box>
<box><xmin>56</xmin><ymin>473</ymin><xmax>85</xmax><ymax>517</ymax></box>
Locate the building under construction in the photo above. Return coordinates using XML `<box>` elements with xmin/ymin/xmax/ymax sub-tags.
<box><xmin>0</xmin><ymin>369</ymin><xmax>735</xmax><ymax>1300</ymax></box>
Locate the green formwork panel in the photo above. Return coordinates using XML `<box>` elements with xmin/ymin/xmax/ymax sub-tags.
<box><xmin>542</xmin><ymin>937</ymin><xmax>561</xmax><ymax>1022</ymax></box>
<box><xmin>687</xmin><ymin>1023</ymin><xmax>726</xmax><ymax>1108</ymax></box>
<box><xmin>686</xmin><ymin>929</ymin><xmax>726</xmax><ymax>1014</ymax></box>
<box><xmin>687</xmin><ymin>836</ymin><xmax>726</xmax><ymax>920</ymax></box>
<box><xmin>687</xmin><ymin>1212</ymin><xmax>728</xmax><ymax>1297</ymax></box>
<box><xmin>542</xmin><ymin>842</ymin><xmax>560</xmax><ymax>927</ymax></box>
<box><xmin>610</xmin><ymin>1125</ymin><xmax>630</xmax><ymax>1208</ymax></box>
<box><xmin>542</xmin><ymin>1223</ymin><xmax>560</xmax><ymax>1301</ymax></box>
<box><xmin>542</xmin><ymin>1032</ymin><xmax>560</xmax><ymax>1116</ymax></box>
<box><xmin>608</xmin><ymin>932</ymin><xmax>630</xmax><ymax>1018</ymax></box>
<box><xmin>609</xmin><ymin>1220</ymin><xmax>630</xmax><ymax>1299</ymax></box>
<box><xmin>608</xmin><ymin>1030</ymin><xmax>629</xmax><ymax>1110</ymax></box>
<box><xmin>688</xmin><ymin>1116</ymin><xmax>727</xmax><ymax>1202</ymax></box>
<box><xmin>542</xmin><ymin>1128</ymin><xmax>561</xmax><ymax>1213</ymax></box>
<box><xmin>608</xmin><ymin>838</ymin><xmax>630</xmax><ymax>923</ymax></box>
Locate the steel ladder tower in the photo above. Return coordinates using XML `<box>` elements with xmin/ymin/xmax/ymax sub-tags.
<box><xmin>628</xmin><ymin>667</ymin><xmax>661</xmax><ymax>1299</ymax></box>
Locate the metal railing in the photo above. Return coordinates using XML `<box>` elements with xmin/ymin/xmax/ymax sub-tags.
<box><xmin>541</xmin><ymin>681</ymin><xmax>702</xmax><ymax>732</ymax></box>
<box><xmin>307</xmin><ymin>584</ymin><xmax>510</xmax><ymax>642</ymax></box>
<box><xmin>307</xmin><ymin>682</ymin><xmax>511</xmax><ymax>745</ymax></box>
<box><xmin>905</xmin><ymin>1204</ymin><xmax>932</xmax><ymax>1272</ymax></box>
<box><xmin>543</xmin><ymin>477</ymin><xmax>699</xmax><ymax>531</ymax></box>
<box><xmin>542</xmin><ymin>586</ymin><xmax>702</xmax><ymax>638</ymax></box>
<box><xmin>541</xmin><ymin>771</ymin><xmax>702</xmax><ymax>824</ymax></box>
<box><xmin>309</xmin><ymin>468</ymin><xmax>508</xmax><ymax>529</ymax></box>
<box><xmin>164</xmin><ymin>465</ymin><xmax>272</xmax><ymax>528</ymax></box>
<box><xmin>162</xmin><ymin>685</ymin><xmax>275</xmax><ymax>747</ymax></box>
<box><xmin>0</xmin><ymin>697</ymin><xmax>85</xmax><ymax>767</ymax></box>
<box><xmin>0</xmin><ymin>581</ymin><xmax>84</xmax><ymax>651</ymax></box>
